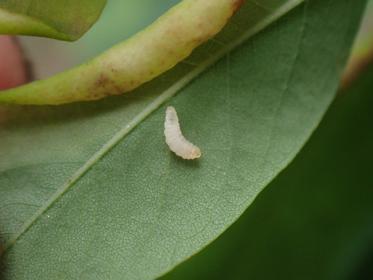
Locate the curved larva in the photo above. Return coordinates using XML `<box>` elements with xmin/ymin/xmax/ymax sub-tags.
<box><xmin>164</xmin><ymin>106</ymin><xmax>201</xmax><ymax>160</ymax></box>
<box><xmin>0</xmin><ymin>0</ymin><xmax>243</xmax><ymax>105</ymax></box>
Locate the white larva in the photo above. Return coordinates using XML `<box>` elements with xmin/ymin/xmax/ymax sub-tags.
<box><xmin>164</xmin><ymin>106</ymin><xmax>201</xmax><ymax>160</ymax></box>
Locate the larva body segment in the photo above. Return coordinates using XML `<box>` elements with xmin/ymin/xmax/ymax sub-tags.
<box><xmin>0</xmin><ymin>0</ymin><xmax>243</xmax><ymax>105</ymax></box>
<box><xmin>164</xmin><ymin>106</ymin><xmax>201</xmax><ymax>160</ymax></box>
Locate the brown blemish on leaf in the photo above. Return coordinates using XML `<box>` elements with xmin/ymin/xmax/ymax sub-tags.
<box><xmin>91</xmin><ymin>73</ymin><xmax>116</xmax><ymax>98</ymax></box>
<box><xmin>341</xmin><ymin>50</ymin><xmax>373</xmax><ymax>90</ymax></box>
<box><xmin>110</xmin><ymin>67</ymin><xmax>119</xmax><ymax>74</ymax></box>
<box><xmin>95</xmin><ymin>73</ymin><xmax>111</xmax><ymax>88</ymax></box>
<box><xmin>94</xmin><ymin>78</ymin><xmax>132</xmax><ymax>98</ymax></box>
<box><xmin>233</xmin><ymin>0</ymin><xmax>245</xmax><ymax>13</ymax></box>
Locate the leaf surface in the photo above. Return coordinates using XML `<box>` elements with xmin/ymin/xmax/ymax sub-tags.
<box><xmin>161</xmin><ymin>63</ymin><xmax>373</xmax><ymax>280</ymax></box>
<box><xmin>0</xmin><ymin>0</ymin><xmax>107</xmax><ymax>40</ymax></box>
<box><xmin>0</xmin><ymin>0</ymin><xmax>366</xmax><ymax>279</ymax></box>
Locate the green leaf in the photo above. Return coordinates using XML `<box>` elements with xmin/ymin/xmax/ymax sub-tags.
<box><xmin>0</xmin><ymin>0</ymin><xmax>107</xmax><ymax>41</ymax></box>
<box><xmin>161</xmin><ymin>64</ymin><xmax>373</xmax><ymax>280</ymax></box>
<box><xmin>0</xmin><ymin>0</ymin><xmax>366</xmax><ymax>279</ymax></box>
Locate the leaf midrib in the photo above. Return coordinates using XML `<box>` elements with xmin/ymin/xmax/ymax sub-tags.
<box><xmin>1</xmin><ymin>0</ymin><xmax>304</xmax><ymax>255</ymax></box>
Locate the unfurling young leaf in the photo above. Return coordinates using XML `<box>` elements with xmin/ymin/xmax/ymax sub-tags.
<box><xmin>0</xmin><ymin>0</ymin><xmax>245</xmax><ymax>105</ymax></box>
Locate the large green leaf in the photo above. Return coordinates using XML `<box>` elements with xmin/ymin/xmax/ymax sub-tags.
<box><xmin>161</xmin><ymin>64</ymin><xmax>373</xmax><ymax>280</ymax></box>
<box><xmin>0</xmin><ymin>0</ymin><xmax>366</xmax><ymax>279</ymax></box>
<box><xmin>0</xmin><ymin>0</ymin><xmax>107</xmax><ymax>40</ymax></box>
